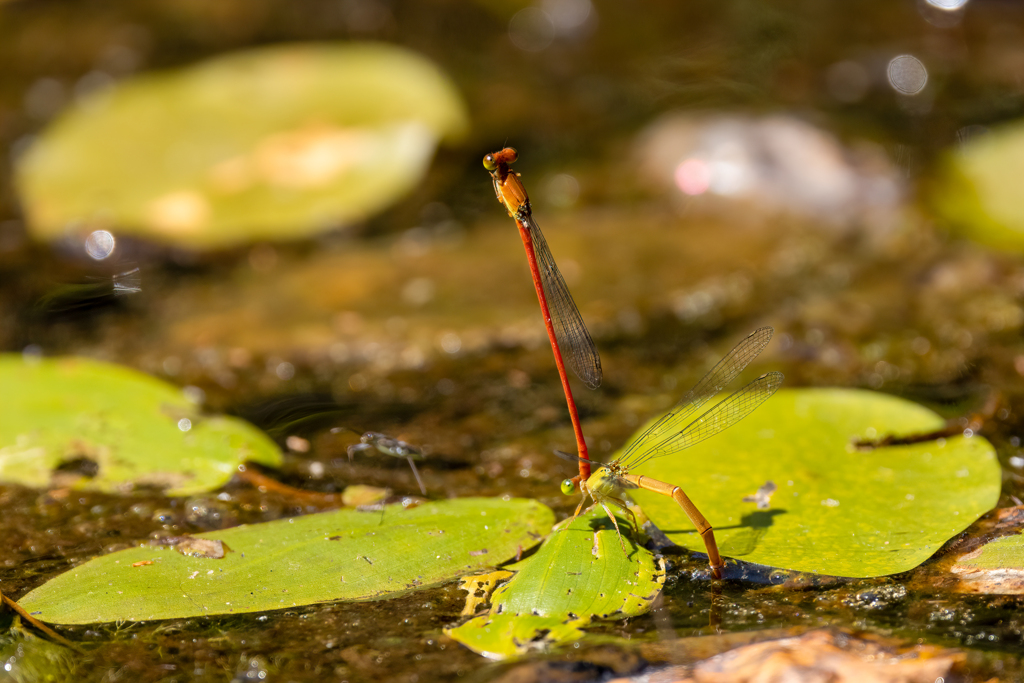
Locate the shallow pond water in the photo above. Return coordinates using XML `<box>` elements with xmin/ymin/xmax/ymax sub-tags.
<box><xmin>2</xmin><ymin>1</ymin><xmax>1024</xmax><ymax>681</ymax></box>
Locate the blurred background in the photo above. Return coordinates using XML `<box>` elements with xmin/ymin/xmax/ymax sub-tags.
<box><xmin>3</xmin><ymin>0</ymin><xmax>1024</xmax><ymax>679</ymax></box>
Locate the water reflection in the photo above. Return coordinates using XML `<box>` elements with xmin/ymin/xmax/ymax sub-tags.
<box><xmin>33</xmin><ymin>267</ymin><xmax>141</xmax><ymax>314</ymax></box>
<box><xmin>508</xmin><ymin>8</ymin><xmax>555</xmax><ymax>52</ymax></box>
<box><xmin>825</xmin><ymin>60</ymin><xmax>870</xmax><ymax>104</ymax></box>
<box><xmin>84</xmin><ymin>229</ymin><xmax>115</xmax><ymax>260</ymax></box>
<box><xmin>639</xmin><ymin>114</ymin><xmax>904</xmax><ymax>226</ymax></box>
<box><xmin>508</xmin><ymin>0</ymin><xmax>594</xmax><ymax>52</ymax></box>
<box><xmin>924</xmin><ymin>0</ymin><xmax>969</xmax><ymax>10</ymax></box>
<box><xmin>543</xmin><ymin>0</ymin><xmax>592</xmax><ymax>34</ymax></box>
<box><xmin>543</xmin><ymin>173</ymin><xmax>580</xmax><ymax>208</ymax></box>
<box><xmin>887</xmin><ymin>55</ymin><xmax>928</xmax><ymax>95</ymax></box>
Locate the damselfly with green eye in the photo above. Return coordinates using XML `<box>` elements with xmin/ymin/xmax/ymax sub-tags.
<box><xmin>557</xmin><ymin>327</ymin><xmax>783</xmax><ymax>579</ymax></box>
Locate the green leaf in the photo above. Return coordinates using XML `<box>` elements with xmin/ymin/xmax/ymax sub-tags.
<box><xmin>628</xmin><ymin>388</ymin><xmax>1000</xmax><ymax>577</ymax></box>
<box><xmin>930</xmin><ymin>120</ymin><xmax>1024</xmax><ymax>251</ymax></box>
<box><xmin>18</xmin><ymin>498</ymin><xmax>553</xmax><ymax>625</ymax></box>
<box><xmin>446</xmin><ymin>614</ymin><xmax>587</xmax><ymax>661</ymax></box>
<box><xmin>446</xmin><ymin>508</ymin><xmax>665</xmax><ymax>659</ymax></box>
<box><xmin>16</xmin><ymin>43</ymin><xmax>469</xmax><ymax>249</ymax></box>
<box><xmin>955</xmin><ymin>533</ymin><xmax>1024</xmax><ymax>572</ymax></box>
<box><xmin>951</xmin><ymin>523</ymin><xmax>1024</xmax><ymax>594</ymax></box>
<box><xmin>0</xmin><ymin>355</ymin><xmax>281</xmax><ymax>495</ymax></box>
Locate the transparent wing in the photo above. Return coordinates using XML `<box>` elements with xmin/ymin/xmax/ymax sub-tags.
<box><xmin>522</xmin><ymin>213</ymin><xmax>603</xmax><ymax>389</ymax></box>
<box><xmin>623</xmin><ymin>371</ymin><xmax>783</xmax><ymax>469</ymax></box>
<box><xmin>553</xmin><ymin>448</ymin><xmax>589</xmax><ymax>465</ymax></box>
<box><xmin>618</xmin><ymin>327</ymin><xmax>774</xmax><ymax>466</ymax></box>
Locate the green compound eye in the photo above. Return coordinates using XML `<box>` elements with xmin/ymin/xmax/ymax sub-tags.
<box><xmin>482</xmin><ymin>153</ymin><xmax>497</xmax><ymax>171</ymax></box>
<box><xmin>560</xmin><ymin>479</ymin><xmax>576</xmax><ymax>496</ymax></box>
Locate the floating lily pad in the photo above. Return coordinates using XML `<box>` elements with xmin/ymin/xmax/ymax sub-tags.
<box><xmin>16</xmin><ymin>43</ymin><xmax>469</xmax><ymax>249</ymax></box>
<box><xmin>931</xmin><ymin>120</ymin><xmax>1024</xmax><ymax>252</ymax></box>
<box><xmin>628</xmin><ymin>388</ymin><xmax>1000</xmax><ymax>578</ymax></box>
<box><xmin>0</xmin><ymin>355</ymin><xmax>281</xmax><ymax>495</ymax></box>
<box><xmin>447</xmin><ymin>508</ymin><xmax>665</xmax><ymax>659</ymax></box>
<box><xmin>18</xmin><ymin>497</ymin><xmax>553</xmax><ymax>625</ymax></box>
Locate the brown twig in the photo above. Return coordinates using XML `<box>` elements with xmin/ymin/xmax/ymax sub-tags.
<box><xmin>235</xmin><ymin>464</ymin><xmax>341</xmax><ymax>505</ymax></box>
<box><xmin>854</xmin><ymin>390</ymin><xmax>1002</xmax><ymax>450</ymax></box>
<box><xmin>0</xmin><ymin>589</ymin><xmax>81</xmax><ymax>651</ymax></box>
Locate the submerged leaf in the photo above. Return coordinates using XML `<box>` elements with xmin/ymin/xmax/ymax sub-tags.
<box><xmin>951</xmin><ymin>509</ymin><xmax>1024</xmax><ymax>594</ymax></box>
<box><xmin>448</xmin><ymin>614</ymin><xmax>588</xmax><ymax>661</ymax></box>
<box><xmin>628</xmin><ymin>388</ymin><xmax>1000</xmax><ymax>577</ymax></box>
<box><xmin>18</xmin><ymin>498</ymin><xmax>553</xmax><ymax>625</ymax></box>
<box><xmin>447</xmin><ymin>508</ymin><xmax>665</xmax><ymax>659</ymax></box>
<box><xmin>952</xmin><ymin>534</ymin><xmax>1024</xmax><ymax>594</ymax></box>
<box><xmin>16</xmin><ymin>43</ymin><xmax>469</xmax><ymax>249</ymax></box>
<box><xmin>0</xmin><ymin>626</ymin><xmax>77</xmax><ymax>682</ymax></box>
<box><xmin>0</xmin><ymin>355</ymin><xmax>280</xmax><ymax>495</ymax></box>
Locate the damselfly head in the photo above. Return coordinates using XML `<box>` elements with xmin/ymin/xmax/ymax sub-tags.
<box><xmin>497</xmin><ymin>147</ymin><xmax>518</xmax><ymax>164</ymax></box>
<box><xmin>483</xmin><ymin>147</ymin><xmax>518</xmax><ymax>172</ymax></box>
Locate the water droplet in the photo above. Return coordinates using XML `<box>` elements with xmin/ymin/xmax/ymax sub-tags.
<box><xmin>84</xmin><ymin>229</ymin><xmax>115</xmax><ymax>259</ymax></box>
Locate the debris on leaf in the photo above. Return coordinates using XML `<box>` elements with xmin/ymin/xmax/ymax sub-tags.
<box><xmin>149</xmin><ymin>537</ymin><xmax>231</xmax><ymax>560</ymax></box>
<box><xmin>457</xmin><ymin>570</ymin><xmax>515</xmax><ymax>617</ymax></box>
<box><xmin>742</xmin><ymin>481</ymin><xmax>777</xmax><ymax>510</ymax></box>
<box><xmin>340</xmin><ymin>484</ymin><xmax>390</xmax><ymax>508</ymax></box>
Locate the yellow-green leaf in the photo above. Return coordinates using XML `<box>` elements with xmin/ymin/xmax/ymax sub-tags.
<box><xmin>0</xmin><ymin>355</ymin><xmax>280</xmax><ymax>495</ymax></box>
<box><xmin>629</xmin><ymin>388</ymin><xmax>1000</xmax><ymax>578</ymax></box>
<box><xmin>19</xmin><ymin>498</ymin><xmax>553</xmax><ymax>625</ymax></box>
<box><xmin>447</xmin><ymin>508</ymin><xmax>665</xmax><ymax>659</ymax></box>
<box><xmin>930</xmin><ymin>119</ymin><xmax>1024</xmax><ymax>252</ymax></box>
<box><xmin>16</xmin><ymin>43</ymin><xmax>469</xmax><ymax>249</ymax></box>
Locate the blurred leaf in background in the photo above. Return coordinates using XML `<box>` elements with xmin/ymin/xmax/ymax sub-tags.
<box><xmin>931</xmin><ymin>120</ymin><xmax>1024</xmax><ymax>252</ymax></box>
<box><xmin>15</xmin><ymin>43</ymin><xmax>469</xmax><ymax>250</ymax></box>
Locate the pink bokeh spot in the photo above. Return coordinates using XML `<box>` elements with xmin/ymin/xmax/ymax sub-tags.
<box><xmin>674</xmin><ymin>158</ymin><xmax>711</xmax><ymax>196</ymax></box>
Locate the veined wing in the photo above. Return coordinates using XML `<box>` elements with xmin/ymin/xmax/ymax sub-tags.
<box><xmin>521</xmin><ymin>212</ymin><xmax>602</xmax><ymax>389</ymax></box>
<box><xmin>618</xmin><ymin>327</ymin><xmax>774</xmax><ymax>465</ymax></box>
<box><xmin>622</xmin><ymin>371</ymin><xmax>783</xmax><ymax>469</ymax></box>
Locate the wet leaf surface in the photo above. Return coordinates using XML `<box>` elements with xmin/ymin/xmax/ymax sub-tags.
<box><xmin>447</xmin><ymin>508</ymin><xmax>664</xmax><ymax>659</ymax></box>
<box><xmin>16</xmin><ymin>43</ymin><xmax>468</xmax><ymax>249</ymax></box>
<box><xmin>630</xmin><ymin>388</ymin><xmax>1001</xmax><ymax>577</ymax></box>
<box><xmin>18</xmin><ymin>497</ymin><xmax>552</xmax><ymax>624</ymax></box>
<box><xmin>0</xmin><ymin>355</ymin><xmax>280</xmax><ymax>495</ymax></box>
